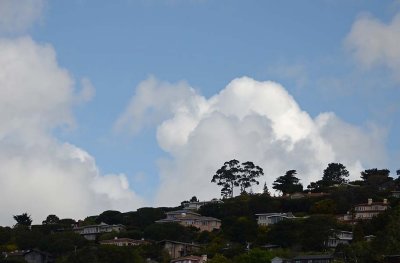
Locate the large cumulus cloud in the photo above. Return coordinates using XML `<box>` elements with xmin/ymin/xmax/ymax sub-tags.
<box><xmin>117</xmin><ymin>76</ymin><xmax>387</xmax><ymax>206</ymax></box>
<box><xmin>0</xmin><ymin>37</ymin><xmax>143</xmax><ymax>225</ymax></box>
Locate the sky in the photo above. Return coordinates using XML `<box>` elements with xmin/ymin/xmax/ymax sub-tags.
<box><xmin>0</xmin><ymin>0</ymin><xmax>399</xmax><ymax>225</ymax></box>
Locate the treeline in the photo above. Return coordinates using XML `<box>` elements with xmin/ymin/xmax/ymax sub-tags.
<box><xmin>1</xmin><ymin>164</ymin><xmax>400</xmax><ymax>262</ymax></box>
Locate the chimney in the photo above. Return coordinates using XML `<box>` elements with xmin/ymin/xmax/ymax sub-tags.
<box><xmin>114</xmin><ymin>237</ymin><xmax>118</xmax><ymax>240</ymax></box>
<box><xmin>383</xmin><ymin>199</ymin><xmax>387</xmax><ymax>204</ymax></box>
<box><xmin>201</xmin><ymin>255</ymin><xmax>207</xmax><ymax>262</ymax></box>
<box><xmin>368</xmin><ymin>198</ymin><xmax>373</xmax><ymax>205</ymax></box>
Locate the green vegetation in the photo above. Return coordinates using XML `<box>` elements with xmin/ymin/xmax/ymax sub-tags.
<box><xmin>1</xmin><ymin>163</ymin><xmax>400</xmax><ymax>262</ymax></box>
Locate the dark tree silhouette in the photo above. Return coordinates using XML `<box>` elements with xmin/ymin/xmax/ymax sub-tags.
<box><xmin>322</xmin><ymin>163</ymin><xmax>349</xmax><ymax>186</ymax></box>
<box><xmin>263</xmin><ymin>182</ymin><xmax>270</xmax><ymax>196</ymax></box>
<box><xmin>212</xmin><ymin>160</ymin><xmax>264</xmax><ymax>198</ymax></box>
<box><xmin>361</xmin><ymin>168</ymin><xmax>391</xmax><ymax>187</ymax></box>
<box><xmin>238</xmin><ymin>161</ymin><xmax>264</xmax><ymax>193</ymax></box>
<box><xmin>42</xmin><ymin>214</ymin><xmax>60</xmax><ymax>225</ymax></box>
<box><xmin>190</xmin><ymin>196</ymin><xmax>199</xmax><ymax>202</ymax></box>
<box><xmin>13</xmin><ymin>213</ymin><xmax>32</xmax><ymax>227</ymax></box>
<box><xmin>272</xmin><ymin>170</ymin><xmax>303</xmax><ymax>195</ymax></box>
<box><xmin>212</xmin><ymin>159</ymin><xmax>241</xmax><ymax>198</ymax></box>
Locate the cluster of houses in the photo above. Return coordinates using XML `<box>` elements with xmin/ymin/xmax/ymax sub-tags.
<box><xmin>2</xmin><ymin>196</ymin><xmax>393</xmax><ymax>263</ymax></box>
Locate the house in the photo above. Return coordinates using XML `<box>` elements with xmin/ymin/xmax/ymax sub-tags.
<box><xmin>291</xmin><ymin>254</ymin><xmax>334</xmax><ymax>263</ymax></box>
<box><xmin>170</xmin><ymin>255</ymin><xmax>207</xmax><ymax>263</ymax></box>
<box><xmin>73</xmin><ymin>222</ymin><xmax>126</xmax><ymax>240</ymax></box>
<box><xmin>271</xmin><ymin>257</ymin><xmax>289</xmax><ymax>263</ymax></box>
<box><xmin>283</xmin><ymin>192</ymin><xmax>330</xmax><ymax>199</ymax></box>
<box><xmin>271</xmin><ymin>255</ymin><xmax>333</xmax><ymax>263</ymax></box>
<box><xmin>5</xmin><ymin>249</ymin><xmax>54</xmax><ymax>263</ymax></box>
<box><xmin>255</xmin><ymin>212</ymin><xmax>295</xmax><ymax>226</ymax></box>
<box><xmin>353</xmin><ymin>198</ymin><xmax>388</xmax><ymax>220</ymax></box>
<box><xmin>156</xmin><ymin>210</ymin><xmax>221</xmax><ymax>232</ymax></box>
<box><xmin>326</xmin><ymin>230</ymin><xmax>353</xmax><ymax>248</ymax></box>
<box><xmin>100</xmin><ymin>237</ymin><xmax>150</xmax><ymax>246</ymax></box>
<box><xmin>391</xmin><ymin>191</ymin><xmax>400</xmax><ymax>198</ymax></box>
<box><xmin>158</xmin><ymin>240</ymin><xmax>202</xmax><ymax>259</ymax></box>
<box><xmin>182</xmin><ymin>199</ymin><xmax>223</xmax><ymax>211</ymax></box>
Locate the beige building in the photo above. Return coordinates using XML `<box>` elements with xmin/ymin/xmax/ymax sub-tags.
<box><xmin>156</xmin><ymin>210</ymin><xmax>221</xmax><ymax>232</ymax></box>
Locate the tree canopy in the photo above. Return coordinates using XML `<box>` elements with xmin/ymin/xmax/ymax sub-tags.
<box><xmin>211</xmin><ymin>160</ymin><xmax>264</xmax><ymax>198</ymax></box>
<box><xmin>42</xmin><ymin>214</ymin><xmax>60</xmax><ymax>225</ymax></box>
<box><xmin>272</xmin><ymin>170</ymin><xmax>303</xmax><ymax>195</ymax></box>
<box><xmin>322</xmin><ymin>163</ymin><xmax>349</xmax><ymax>186</ymax></box>
<box><xmin>13</xmin><ymin>213</ymin><xmax>32</xmax><ymax>227</ymax></box>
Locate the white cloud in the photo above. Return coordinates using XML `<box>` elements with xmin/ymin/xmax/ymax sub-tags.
<box><xmin>345</xmin><ymin>12</ymin><xmax>400</xmax><ymax>80</ymax></box>
<box><xmin>118</xmin><ymin>76</ymin><xmax>388</xmax><ymax>206</ymax></box>
<box><xmin>0</xmin><ymin>37</ymin><xmax>143</xmax><ymax>225</ymax></box>
<box><xmin>0</xmin><ymin>0</ymin><xmax>46</xmax><ymax>34</ymax></box>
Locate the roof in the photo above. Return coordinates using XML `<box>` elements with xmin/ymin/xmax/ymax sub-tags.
<box><xmin>100</xmin><ymin>238</ymin><xmax>149</xmax><ymax>244</ymax></box>
<box><xmin>156</xmin><ymin>216</ymin><xmax>221</xmax><ymax>223</ymax></box>
<box><xmin>166</xmin><ymin>210</ymin><xmax>201</xmax><ymax>216</ymax></box>
<box><xmin>255</xmin><ymin>212</ymin><xmax>295</xmax><ymax>218</ymax></box>
<box><xmin>74</xmin><ymin>222</ymin><xmax>125</xmax><ymax>230</ymax></box>
<box><xmin>170</xmin><ymin>255</ymin><xmax>204</xmax><ymax>262</ymax></box>
<box><xmin>293</xmin><ymin>254</ymin><xmax>333</xmax><ymax>260</ymax></box>
<box><xmin>157</xmin><ymin>240</ymin><xmax>202</xmax><ymax>247</ymax></box>
<box><xmin>355</xmin><ymin>202</ymin><xmax>388</xmax><ymax>207</ymax></box>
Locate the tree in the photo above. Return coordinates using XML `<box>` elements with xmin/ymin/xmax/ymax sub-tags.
<box><xmin>397</xmin><ymin>169</ymin><xmax>400</xmax><ymax>176</ymax></box>
<box><xmin>262</xmin><ymin>182</ymin><xmax>270</xmax><ymax>196</ymax></box>
<box><xmin>212</xmin><ymin>160</ymin><xmax>264</xmax><ymax>198</ymax></box>
<box><xmin>361</xmin><ymin>168</ymin><xmax>390</xmax><ymax>181</ymax></box>
<box><xmin>310</xmin><ymin>199</ymin><xmax>337</xmax><ymax>214</ymax></box>
<box><xmin>190</xmin><ymin>196</ymin><xmax>199</xmax><ymax>202</ymax></box>
<box><xmin>42</xmin><ymin>214</ymin><xmax>60</xmax><ymax>225</ymax></box>
<box><xmin>272</xmin><ymin>170</ymin><xmax>303</xmax><ymax>195</ymax></box>
<box><xmin>211</xmin><ymin>160</ymin><xmax>242</xmax><ymax>198</ymax></box>
<box><xmin>238</xmin><ymin>161</ymin><xmax>264</xmax><ymax>193</ymax></box>
<box><xmin>13</xmin><ymin>213</ymin><xmax>32</xmax><ymax>227</ymax></box>
<box><xmin>322</xmin><ymin>163</ymin><xmax>349</xmax><ymax>186</ymax></box>
<box><xmin>96</xmin><ymin>210</ymin><xmax>122</xmax><ymax>225</ymax></box>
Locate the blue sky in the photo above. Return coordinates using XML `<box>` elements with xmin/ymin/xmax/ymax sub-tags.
<box><xmin>0</xmin><ymin>0</ymin><xmax>399</xmax><ymax>224</ymax></box>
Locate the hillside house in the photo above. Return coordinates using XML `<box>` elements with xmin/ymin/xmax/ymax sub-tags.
<box><xmin>271</xmin><ymin>254</ymin><xmax>333</xmax><ymax>263</ymax></box>
<box><xmin>99</xmin><ymin>237</ymin><xmax>150</xmax><ymax>246</ymax></box>
<box><xmin>73</xmin><ymin>222</ymin><xmax>126</xmax><ymax>240</ymax></box>
<box><xmin>158</xmin><ymin>240</ymin><xmax>202</xmax><ymax>259</ymax></box>
<box><xmin>354</xmin><ymin>198</ymin><xmax>388</xmax><ymax>220</ymax></box>
<box><xmin>182</xmin><ymin>199</ymin><xmax>223</xmax><ymax>211</ymax></box>
<box><xmin>326</xmin><ymin>230</ymin><xmax>353</xmax><ymax>248</ymax></box>
<box><xmin>156</xmin><ymin>210</ymin><xmax>221</xmax><ymax>232</ymax></box>
<box><xmin>170</xmin><ymin>255</ymin><xmax>207</xmax><ymax>263</ymax></box>
<box><xmin>255</xmin><ymin>213</ymin><xmax>295</xmax><ymax>226</ymax></box>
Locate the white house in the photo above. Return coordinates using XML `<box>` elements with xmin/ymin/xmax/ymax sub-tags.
<box><xmin>182</xmin><ymin>199</ymin><xmax>223</xmax><ymax>211</ymax></box>
<box><xmin>353</xmin><ymin>198</ymin><xmax>388</xmax><ymax>220</ymax></box>
<box><xmin>73</xmin><ymin>222</ymin><xmax>126</xmax><ymax>240</ymax></box>
<box><xmin>255</xmin><ymin>213</ymin><xmax>295</xmax><ymax>226</ymax></box>
<box><xmin>326</xmin><ymin>230</ymin><xmax>353</xmax><ymax>248</ymax></box>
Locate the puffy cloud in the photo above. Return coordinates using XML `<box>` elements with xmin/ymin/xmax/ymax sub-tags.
<box><xmin>0</xmin><ymin>37</ymin><xmax>143</xmax><ymax>225</ymax></box>
<box><xmin>345</xmin><ymin>12</ymin><xmax>400</xmax><ymax>80</ymax></box>
<box><xmin>0</xmin><ymin>0</ymin><xmax>46</xmax><ymax>34</ymax></box>
<box><xmin>118</xmin><ymin>76</ymin><xmax>387</xmax><ymax>206</ymax></box>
